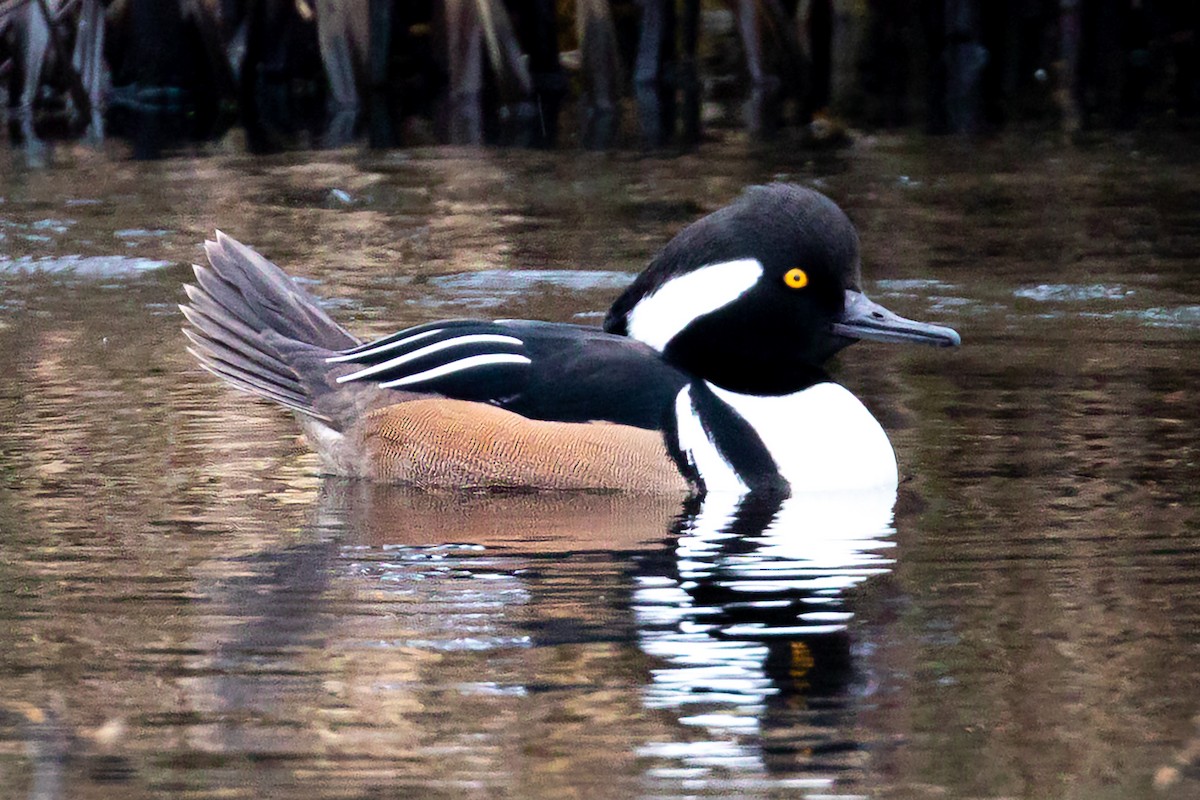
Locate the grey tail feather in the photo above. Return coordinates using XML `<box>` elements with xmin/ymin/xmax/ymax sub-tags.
<box><xmin>181</xmin><ymin>231</ymin><xmax>361</xmax><ymax>420</ymax></box>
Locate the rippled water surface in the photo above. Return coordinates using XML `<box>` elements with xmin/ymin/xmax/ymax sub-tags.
<box><xmin>1</xmin><ymin>134</ymin><xmax>1198</xmax><ymax>799</ymax></box>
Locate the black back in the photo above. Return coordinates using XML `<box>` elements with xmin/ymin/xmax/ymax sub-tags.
<box><xmin>333</xmin><ymin>319</ymin><xmax>690</xmax><ymax>431</ymax></box>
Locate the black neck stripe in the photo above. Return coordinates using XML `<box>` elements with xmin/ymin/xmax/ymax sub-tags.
<box><xmin>687</xmin><ymin>382</ymin><xmax>789</xmax><ymax>495</ymax></box>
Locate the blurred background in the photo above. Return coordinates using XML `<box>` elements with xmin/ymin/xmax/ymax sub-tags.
<box><xmin>1</xmin><ymin>0</ymin><xmax>1197</xmax><ymax>153</ymax></box>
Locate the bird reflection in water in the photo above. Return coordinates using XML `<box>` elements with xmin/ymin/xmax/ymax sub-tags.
<box><xmin>633</xmin><ymin>487</ymin><xmax>897</xmax><ymax>781</ymax></box>
<box><xmin>161</xmin><ymin>482</ymin><xmax>897</xmax><ymax>796</ymax></box>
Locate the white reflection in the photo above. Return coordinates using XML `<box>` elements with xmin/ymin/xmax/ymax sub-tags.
<box><xmin>634</xmin><ymin>486</ymin><xmax>898</xmax><ymax>789</ymax></box>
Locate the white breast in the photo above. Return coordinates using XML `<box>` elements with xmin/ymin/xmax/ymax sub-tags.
<box><xmin>674</xmin><ymin>381</ymin><xmax>898</xmax><ymax>494</ymax></box>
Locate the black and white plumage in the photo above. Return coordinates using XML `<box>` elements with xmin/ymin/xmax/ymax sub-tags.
<box><xmin>327</xmin><ymin>319</ymin><xmax>690</xmax><ymax>431</ymax></box>
<box><xmin>182</xmin><ymin>184</ymin><xmax>960</xmax><ymax>495</ymax></box>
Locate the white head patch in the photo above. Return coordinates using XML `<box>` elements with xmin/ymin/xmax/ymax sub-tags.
<box><xmin>625</xmin><ymin>258</ymin><xmax>763</xmax><ymax>352</ymax></box>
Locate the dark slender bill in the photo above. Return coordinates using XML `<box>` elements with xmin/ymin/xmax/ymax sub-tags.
<box><xmin>832</xmin><ymin>290</ymin><xmax>961</xmax><ymax>348</ymax></box>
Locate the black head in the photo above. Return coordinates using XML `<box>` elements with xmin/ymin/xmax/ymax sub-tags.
<box><xmin>604</xmin><ymin>184</ymin><xmax>959</xmax><ymax>395</ymax></box>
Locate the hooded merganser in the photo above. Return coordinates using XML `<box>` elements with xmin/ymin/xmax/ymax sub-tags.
<box><xmin>182</xmin><ymin>184</ymin><xmax>960</xmax><ymax>495</ymax></box>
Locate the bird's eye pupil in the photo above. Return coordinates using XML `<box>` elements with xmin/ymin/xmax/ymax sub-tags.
<box><xmin>784</xmin><ymin>268</ymin><xmax>809</xmax><ymax>289</ymax></box>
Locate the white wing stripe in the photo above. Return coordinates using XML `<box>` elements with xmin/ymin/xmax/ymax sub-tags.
<box><xmin>326</xmin><ymin>328</ymin><xmax>446</xmax><ymax>363</ymax></box>
<box><xmin>379</xmin><ymin>353</ymin><xmax>531</xmax><ymax>388</ymax></box>
<box><xmin>335</xmin><ymin>334</ymin><xmax>524</xmax><ymax>383</ymax></box>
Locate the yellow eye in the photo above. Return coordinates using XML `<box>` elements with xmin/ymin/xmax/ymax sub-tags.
<box><xmin>783</xmin><ymin>268</ymin><xmax>809</xmax><ymax>289</ymax></box>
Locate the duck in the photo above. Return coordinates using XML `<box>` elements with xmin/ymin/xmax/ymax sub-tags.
<box><xmin>181</xmin><ymin>183</ymin><xmax>960</xmax><ymax>495</ymax></box>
